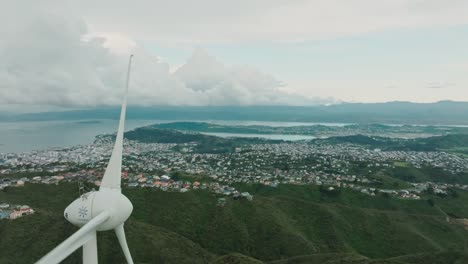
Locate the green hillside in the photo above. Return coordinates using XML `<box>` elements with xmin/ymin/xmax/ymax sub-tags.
<box><xmin>121</xmin><ymin>126</ymin><xmax>281</xmax><ymax>153</ymax></box>
<box><xmin>322</xmin><ymin>134</ymin><xmax>468</xmax><ymax>152</ymax></box>
<box><xmin>211</xmin><ymin>253</ymin><xmax>263</xmax><ymax>264</ymax></box>
<box><xmin>152</xmin><ymin>122</ymin><xmax>468</xmax><ymax>138</ymax></box>
<box><xmin>152</xmin><ymin>122</ymin><xmax>336</xmax><ymax>135</ymax></box>
<box><xmin>1</xmin><ymin>183</ymin><xmax>468</xmax><ymax>263</ymax></box>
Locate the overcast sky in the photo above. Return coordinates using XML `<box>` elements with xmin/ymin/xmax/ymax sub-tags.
<box><xmin>1</xmin><ymin>0</ymin><xmax>468</xmax><ymax>111</ymax></box>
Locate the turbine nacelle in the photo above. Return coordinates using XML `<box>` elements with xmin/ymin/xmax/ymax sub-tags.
<box><xmin>64</xmin><ymin>190</ymin><xmax>133</xmax><ymax>231</ymax></box>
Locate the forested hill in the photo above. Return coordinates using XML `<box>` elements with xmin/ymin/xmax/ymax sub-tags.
<box><xmin>320</xmin><ymin>134</ymin><xmax>468</xmax><ymax>152</ymax></box>
<box><xmin>1</xmin><ymin>183</ymin><xmax>468</xmax><ymax>263</ymax></box>
<box><xmin>112</xmin><ymin>125</ymin><xmax>468</xmax><ymax>153</ymax></box>
<box><xmin>97</xmin><ymin>127</ymin><xmax>283</xmax><ymax>153</ymax></box>
<box><xmin>152</xmin><ymin>122</ymin><xmax>468</xmax><ymax>137</ymax></box>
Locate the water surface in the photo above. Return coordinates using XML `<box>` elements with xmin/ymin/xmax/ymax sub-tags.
<box><xmin>0</xmin><ymin>119</ymin><xmax>339</xmax><ymax>153</ymax></box>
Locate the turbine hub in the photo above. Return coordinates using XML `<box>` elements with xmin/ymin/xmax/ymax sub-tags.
<box><xmin>64</xmin><ymin>190</ymin><xmax>133</xmax><ymax>231</ymax></box>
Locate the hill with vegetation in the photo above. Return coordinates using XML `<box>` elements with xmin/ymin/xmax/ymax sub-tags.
<box><xmin>114</xmin><ymin>125</ymin><xmax>468</xmax><ymax>156</ymax></box>
<box><xmin>153</xmin><ymin>122</ymin><xmax>468</xmax><ymax>137</ymax></box>
<box><xmin>320</xmin><ymin>134</ymin><xmax>468</xmax><ymax>152</ymax></box>
<box><xmin>1</xmin><ymin>183</ymin><xmax>468</xmax><ymax>263</ymax></box>
<box><xmin>117</xmin><ymin>126</ymin><xmax>282</xmax><ymax>153</ymax></box>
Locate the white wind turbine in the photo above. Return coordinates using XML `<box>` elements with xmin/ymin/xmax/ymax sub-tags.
<box><xmin>37</xmin><ymin>55</ymin><xmax>135</xmax><ymax>264</ymax></box>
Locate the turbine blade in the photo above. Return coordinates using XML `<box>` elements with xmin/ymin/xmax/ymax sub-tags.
<box><xmin>115</xmin><ymin>224</ymin><xmax>134</xmax><ymax>264</ymax></box>
<box><xmin>36</xmin><ymin>211</ymin><xmax>110</xmax><ymax>264</ymax></box>
<box><xmin>101</xmin><ymin>55</ymin><xmax>133</xmax><ymax>192</ymax></box>
<box><xmin>83</xmin><ymin>231</ymin><xmax>98</xmax><ymax>264</ymax></box>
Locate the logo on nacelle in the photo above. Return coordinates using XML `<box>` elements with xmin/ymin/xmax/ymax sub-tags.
<box><xmin>78</xmin><ymin>206</ymin><xmax>88</xmax><ymax>218</ymax></box>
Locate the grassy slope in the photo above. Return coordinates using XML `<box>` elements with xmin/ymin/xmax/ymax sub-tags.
<box><xmin>383</xmin><ymin>166</ymin><xmax>468</xmax><ymax>184</ymax></box>
<box><xmin>268</xmin><ymin>251</ymin><xmax>468</xmax><ymax>264</ymax></box>
<box><xmin>1</xmin><ymin>183</ymin><xmax>468</xmax><ymax>263</ymax></box>
<box><xmin>210</xmin><ymin>253</ymin><xmax>263</xmax><ymax>264</ymax></box>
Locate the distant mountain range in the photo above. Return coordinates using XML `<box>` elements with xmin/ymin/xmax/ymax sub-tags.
<box><xmin>2</xmin><ymin>101</ymin><xmax>468</xmax><ymax>125</ymax></box>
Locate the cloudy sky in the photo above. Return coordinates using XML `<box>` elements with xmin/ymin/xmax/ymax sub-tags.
<box><xmin>1</xmin><ymin>0</ymin><xmax>468</xmax><ymax>111</ymax></box>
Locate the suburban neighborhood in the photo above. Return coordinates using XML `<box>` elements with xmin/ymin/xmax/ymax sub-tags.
<box><xmin>1</xmin><ymin>134</ymin><xmax>467</xmax><ymax>203</ymax></box>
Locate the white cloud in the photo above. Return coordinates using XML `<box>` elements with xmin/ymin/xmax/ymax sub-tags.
<box><xmin>3</xmin><ymin>0</ymin><xmax>465</xmax><ymax>108</ymax></box>
<box><xmin>173</xmin><ymin>49</ymin><xmax>291</xmax><ymax>105</ymax></box>
<box><xmin>0</xmin><ymin>1</ymin><xmax>324</xmax><ymax>109</ymax></box>
<box><xmin>0</xmin><ymin>2</ymin><xmax>121</xmax><ymax>107</ymax></box>
<box><xmin>83</xmin><ymin>32</ymin><xmax>137</xmax><ymax>55</ymax></box>
<box><xmin>426</xmin><ymin>82</ymin><xmax>456</xmax><ymax>89</ymax></box>
<box><xmin>71</xmin><ymin>0</ymin><xmax>468</xmax><ymax>44</ymax></box>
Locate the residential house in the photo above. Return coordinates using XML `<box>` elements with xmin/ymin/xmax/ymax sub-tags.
<box><xmin>0</xmin><ymin>211</ymin><xmax>11</xmax><ymax>220</ymax></box>
<box><xmin>9</xmin><ymin>206</ymin><xmax>34</xmax><ymax>220</ymax></box>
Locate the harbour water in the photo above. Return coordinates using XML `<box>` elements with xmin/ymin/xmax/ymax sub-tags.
<box><xmin>0</xmin><ymin>120</ymin><xmax>156</xmax><ymax>153</ymax></box>
<box><xmin>0</xmin><ymin>120</ymin><xmax>340</xmax><ymax>153</ymax></box>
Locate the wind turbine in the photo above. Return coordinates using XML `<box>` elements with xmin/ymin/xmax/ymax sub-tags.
<box><xmin>37</xmin><ymin>55</ymin><xmax>135</xmax><ymax>264</ymax></box>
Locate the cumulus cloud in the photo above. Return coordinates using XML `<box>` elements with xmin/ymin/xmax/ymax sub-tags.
<box><xmin>173</xmin><ymin>49</ymin><xmax>289</xmax><ymax>105</ymax></box>
<box><xmin>0</xmin><ymin>1</ymin><xmax>123</xmax><ymax>107</ymax></box>
<box><xmin>0</xmin><ymin>1</ymin><xmax>324</xmax><ymax>109</ymax></box>
<box><xmin>73</xmin><ymin>0</ymin><xmax>468</xmax><ymax>44</ymax></box>
<box><xmin>426</xmin><ymin>82</ymin><xmax>456</xmax><ymax>89</ymax></box>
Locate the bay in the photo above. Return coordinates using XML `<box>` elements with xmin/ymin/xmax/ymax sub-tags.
<box><xmin>0</xmin><ymin>120</ymin><xmax>343</xmax><ymax>153</ymax></box>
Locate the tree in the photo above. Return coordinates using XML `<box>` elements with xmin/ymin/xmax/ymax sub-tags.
<box><xmin>427</xmin><ymin>199</ymin><xmax>435</xmax><ymax>207</ymax></box>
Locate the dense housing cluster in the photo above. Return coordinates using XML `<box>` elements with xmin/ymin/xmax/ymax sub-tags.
<box><xmin>2</xmin><ymin>135</ymin><xmax>468</xmax><ymax>202</ymax></box>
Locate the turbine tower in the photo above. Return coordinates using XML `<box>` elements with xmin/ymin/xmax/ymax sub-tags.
<box><xmin>36</xmin><ymin>55</ymin><xmax>135</xmax><ymax>264</ymax></box>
